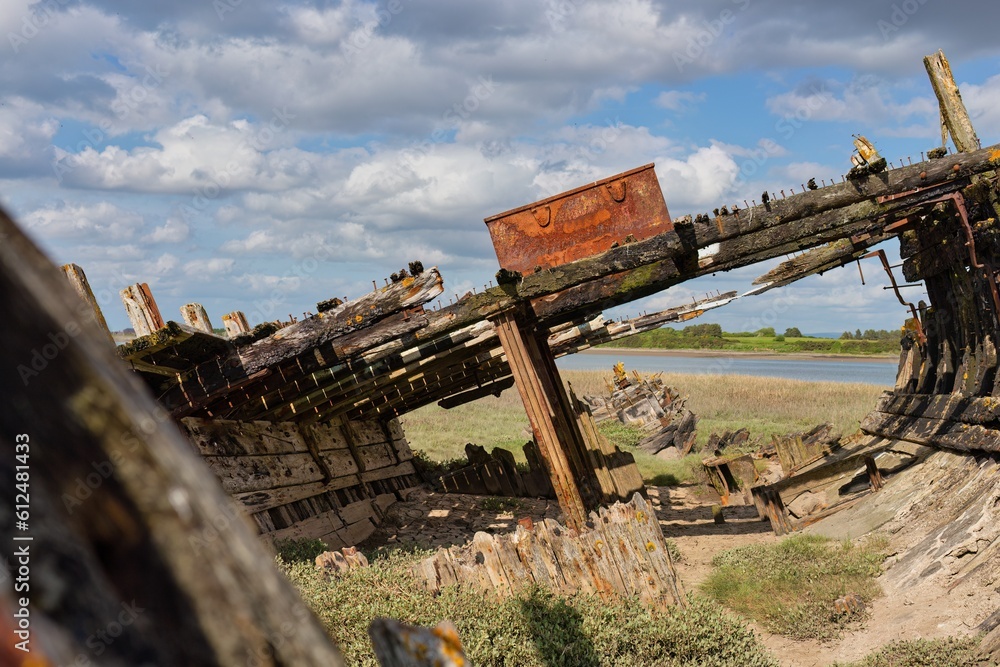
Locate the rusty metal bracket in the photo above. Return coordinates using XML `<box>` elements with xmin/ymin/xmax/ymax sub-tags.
<box><xmin>861</xmin><ymin>249</ymin><xmax>926</xmax><ymax>345</ymax></box>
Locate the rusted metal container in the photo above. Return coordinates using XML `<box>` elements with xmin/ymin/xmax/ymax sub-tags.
<box><xmin>484</xmin><ymin>164</ymin><xmax>672</xmax><ymax>273</ymax></box>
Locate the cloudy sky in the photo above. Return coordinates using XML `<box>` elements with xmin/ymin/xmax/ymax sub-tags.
<box><xmin>4</xmin><ymin>0</ymin><xmax>1000</xmax><ymax>335</ymax></box>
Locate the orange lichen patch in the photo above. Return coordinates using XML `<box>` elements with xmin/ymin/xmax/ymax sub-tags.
<box><xmin>646</xmin><ymin>541</ymin><xmax>657</xmax><ymax>552</ymax></box>
<box><xmin>990</xmin><ymin>148</ymin><xmax>1000</xmax><ymax>162</ymax></box>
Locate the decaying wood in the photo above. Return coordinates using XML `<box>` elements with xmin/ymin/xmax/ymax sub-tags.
<box><xmin>181</xmin><ymin>302</ymin><xmax>216</xmax><ymax>334</ymax></box>
<box><xmin>369</xmin><ymin>619</ymin><xmax>469</xmax><ymax>667</ymax></box>
<box><xmin>0</xmin><ymin>207</ymin><xmax>345</xmax><ymax>665</ymax></box>
<box><xmin>416</xmin><ymin>493</ymin><xmax>684</xmax><ymax>607</ymax></box>
<box><xmin>924</xmin><ymin>50</ymin><xmax>981</xmax><ymax>153</ymax></box>
<box><xmin>861</xmin><ymin>410</ymin><xmax>1000</xmax><ymax>453</ymax></box>
<box><xmin>222</xmin><ymin>310</ymin><xmax>251</xmax><ymax>337</ymax></box>
<box><xmin>493</xmin><ymin>307</ymin><xmax>592</xmax><ymax>529</ymax></box>
<box><xmin>61</xmin><ymin>262</ymin><xmax>114</xmax><ymax>344</ymax></box>
<box><xmin>120</xmin><ymin>282</ymin><xmax>165</xmax><ymax>336</ymax></box>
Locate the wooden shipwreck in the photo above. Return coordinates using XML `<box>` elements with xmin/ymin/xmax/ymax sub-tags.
<box><xmin>4</xmin><ymin>49</ymin><xmax>1000</xmax><ymax>663</ymax></box>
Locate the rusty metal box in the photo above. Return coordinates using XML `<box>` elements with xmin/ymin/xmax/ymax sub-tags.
<box><xmin>484</xmin><ymin>164</ymin><xmax>672</xmax><ymax>274</ymax></box>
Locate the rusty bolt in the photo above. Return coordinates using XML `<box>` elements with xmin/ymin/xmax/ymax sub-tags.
<box><xmin>920</xmin><ymin>171</ymin><xmax>927</xmax><ymax>179</ymax></box>
<box><xmin>953</xmin><ymin>164</ymin><xmax>961</xmax><ymax>172</ymax></box>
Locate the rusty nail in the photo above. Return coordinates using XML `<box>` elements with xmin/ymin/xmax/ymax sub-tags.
<box><xmin>372</xmin><ymin>280</ymin><xmax>377</xmax><ymax>290</ymax></box>
<box><xmin>780</xmin><ymin>189</ymin><xmax>785</xmax><ymax>198</ymax></box>
<box><xmin>822</xmin><ymin>179</ymin><xmax>826</xmax><ymax>187</ymax></box>
<box><xmin>921</xmin><ymin>151</ymin><xmax>925</xmax><ymax>161</ymax></box>
<box><xmin>743</xmin><ymin>200</ymin><xmax>749</xmax><ymax>208</ymax></box>
<box><xmin>907</xmin><ymin>156</ymin><xmax>912</xmax><ymax>165</ymax></box>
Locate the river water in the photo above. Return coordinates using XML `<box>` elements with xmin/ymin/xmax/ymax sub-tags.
<box><xmin>555</xmin><ymin>350</ymin><xmax>897</xmax><ymax>386</ymax></box>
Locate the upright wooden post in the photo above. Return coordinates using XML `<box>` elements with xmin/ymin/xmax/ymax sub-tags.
<box><xmin>492</xmin><ymin>307</ymin><xmax>593</xmax><ymax>529</ymax></box>
<box><xmin>120</xmin><ymin>282</ymin><xmax>164</xmax><ymax>336</ymax></box>
<box><xmin>924</xmin><ymin>50</ymin><xmax>981</xmax><ymax>153</ymax></box>
<box><xmin>181</xmin><ymin>302</ymin><xmax>215</xmax><ymax>334</ymax></box>
<box><xmin>222</xmin><ymin>310</ymin><xmax>251</xmax><ymax>338</ymax></box>
<box><xmin>61</xmin><ymin>263</ymin><xmax>113</xmax><ymax>344</ymax></box>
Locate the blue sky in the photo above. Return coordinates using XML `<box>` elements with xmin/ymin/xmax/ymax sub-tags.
<box><xmin>3</xmin><ymin>0</ymin><xmax>1000</xmax><ymax>335</ymax></box>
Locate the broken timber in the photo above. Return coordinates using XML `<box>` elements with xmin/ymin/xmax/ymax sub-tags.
<box><xmin>0</xmin><ymin>207</ymin><xmax>346</xmax><ymax>666</ymax></box>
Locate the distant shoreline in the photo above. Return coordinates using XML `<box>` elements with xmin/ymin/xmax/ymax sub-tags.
<box><xmin>581</xmin><ymin>347</ymin><xmax>899</xmax><ymax>364</ymax></box>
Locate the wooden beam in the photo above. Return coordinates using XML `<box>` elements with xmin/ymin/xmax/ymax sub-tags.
<box><xmin>222</xmin><ymin>310</ymin><xmax>251</xmax><ymax>338</ymax></box>
<box><xmin>493</xmin><ymin>308</ymin><xmax>591</xmax><ymax>529</ymax></box>
<box><xmin>181</xmin><ymin>303</ymin><xmax>216</xmax><ymax>334</ymax></box>
<box><xmin>121</xmin><ymin>282</ymin><xmax>165</xmax><ymax>336</ymax></box>
<box><xmin>924</xmin><ymin>50</ymin><xmax>980</xmax><ymax>153</ymax></box>
<box><xmin>61</xmin><ymin>263</ymin><xmax>114</xmax><ymax>344</ymax></box>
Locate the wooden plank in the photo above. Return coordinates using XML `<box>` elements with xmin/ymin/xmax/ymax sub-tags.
<box><xmin>202</xmin><ymin>452</ymin><xmax>326</xmax><ymax>494</ymax></box>
<box><xmin>350</xmin><ymin>419</ymin><xmax>391</xmax><ymax>446</ymax></box>
<box><xmin>355</xmin><ymin>442</ymin><xmax>397</xmax><ymax>471</ymax></box>
<box><xmin>232</xmin><ymin>479</ymin><xmax>360</xmax><ymax>513</ymax></box>
<box><xmin>318</xmin><ymin>448</ymin><xmax>363</xmax><ymax>479</ymax></box>
<box><xmin>264</xmin><ymin>508</ymin><xmax>345</xmax><ymax>542</ymax></box>
<box><xmin>339</xmin><ymin>499</ymin><xmax>377</xmax><ymax>525</ymax></box>
<box><xmin>875</xmin><ymin>392</ymin><xmax>1000</xmax><ymax>425</ymax></box>
<box><xmin>861</xmin><ymin>410</ymin><xmax>1000</xmax><ymax>453</ymax></box>
<box><xmin>181</xmin><ymin>418</ymin><xmax>310</xmax><ymax>456</ymax></box>
<box><xmin>304</xmin><ymin>420</ymin><xmax>351</xmax><ymax>451</ymax></box>
<box><xmin>336</xmin><ymin>516</ymin><xmax>377</xmax><ymax>547</ymax></box>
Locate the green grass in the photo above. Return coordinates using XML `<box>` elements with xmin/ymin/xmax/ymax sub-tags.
<box><xmin>401</xmin><ymin>370</ymin><xmax>885</xmax><ymax>486</ymax></box>
<box><xmin>281</xmin><ymin>549</ymin><xmax>780</xmax><ymax>667</ymax></box>
<box><xmin>701</xmin><ymin>534</ymin><xmax>888</xmax><ymax>640</ymax></box>
<box><xmin>831</xmin><ymin>637</ymin><xmax>989</xmax><ymax>667</ymax></box>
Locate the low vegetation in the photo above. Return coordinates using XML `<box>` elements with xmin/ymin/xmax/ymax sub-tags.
<box><xmin>401</xmin><ymin>370</ymin><xmax>884</xmax><ymax>485</ymax></box>
<box><xmin>280</xmin><ymin>547</ymin><xmax>779</xmax><ymax>667</ymax></box>
<box><xmin>599</xmin><ymin>323</ymin><xmax>900</xmax><ymax>355</ymax></box>
<box><xmin>701</xmin><ymin>534</ymin><xmax>888</xmax><ymax>640</ymax></box>
<box><xmin>832</xmin><ymin>636</ymin><xmax>988</xmax><ymax>667</ymax></box>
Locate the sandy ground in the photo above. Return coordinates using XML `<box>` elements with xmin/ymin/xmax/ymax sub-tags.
<box><xmin>580</xmin><ymin>347</ymin><xmax>898</xmax><ymax>364</ymax></box>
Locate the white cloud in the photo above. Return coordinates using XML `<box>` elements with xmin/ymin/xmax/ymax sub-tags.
<box><xmin>23</xmin><ymin>201</ymin><xmax>144</xmax><ymax>241</ymax></box>
<box><xmin>181</xmin><ymin>257</ymin><xmax>235</xmax><ymax>276</ymax></box>
<box><xmin>150</xmin><ymin>217</ymin><xmax>190</xmax><ymax>243</ymax></box>
<box><xmin>654</xmin><ymin>91</ymin><xmax>706</xmax><ymax>112</ymax></box>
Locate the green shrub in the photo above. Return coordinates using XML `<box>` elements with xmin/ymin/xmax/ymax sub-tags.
<box><xmin>831</xmin><ymin>636</ymin><xmax>987</xmax><ymax>667</ymax></box>
<box><xmin>596</xmin><ymin>421</ymin><xmax>646</xmax><ymax>450</ymax></box>
<box><xmin>275</xmin><ymin>538</ymin><xmax>329</xmax><ymax>563</ymax></box>
<box><xmin>411</xmin><ymin>449</ymin><xmax>469</xmax><ymax>481</ymax></box>
<box><xmin>702</xmin><ymin>534</ymin><xmax>887</xmax><ymax>640</ymax></box>
<box><xmin>284</xmin><ymin>550</ymin><xmax>779</xmax><ymax>666</ymax></box>
<box><xmin>478</xmin><ymin>496</ymin><xmax>523</xmax><ymax>513</ymax></box>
